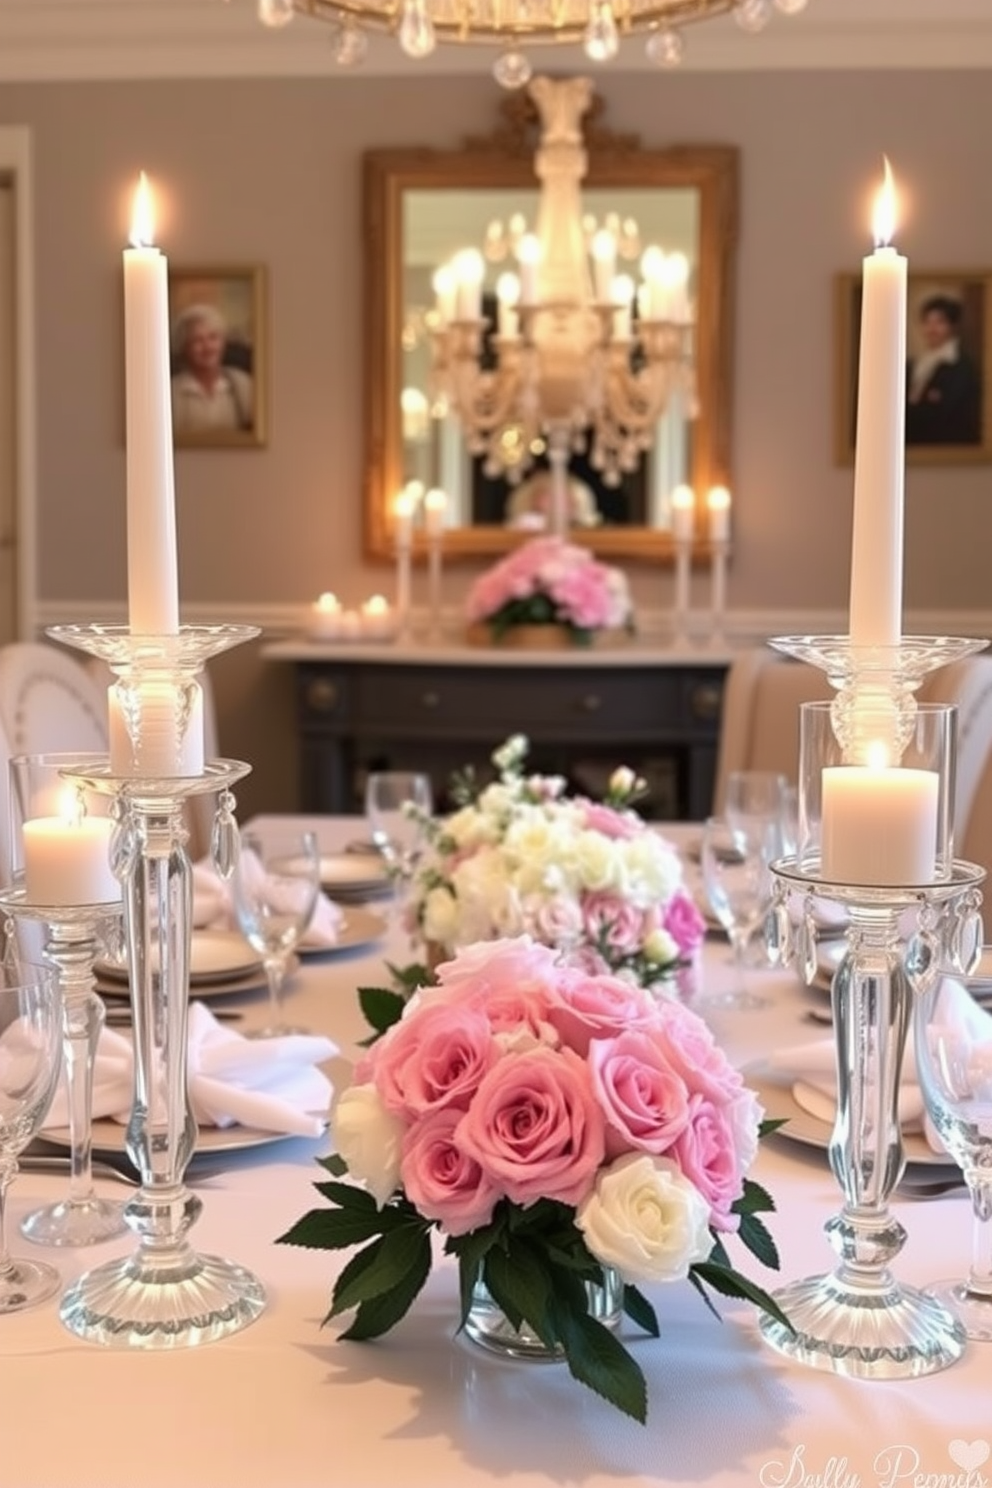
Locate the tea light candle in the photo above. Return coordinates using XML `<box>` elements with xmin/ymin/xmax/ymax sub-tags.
<box><xmin>124</xmin><ymin>173</ymin><xmax>179</xmax><ymax>637</ymax></box>
<box><xmin>361</xmin><ymin>595</ymin><xmax>396</xmax><ymax>640</ymax></box>
<box><xmin>821</xmin><ymin>747</ymin><xmax>938</xmax><ymax>886</ymax></box>
<box><xmin>23</xmin><ymin>794</ymin><xmax>119</xmax><ymax>906</ymax></box>
<box><xmin>310</xmin><ymin>591</ymin><xmax>343</xmax><ymax>640</ymax></box>
<box><xmin>108</xmin><ymin>679</ymin><xmax>204</xmax><ymax>778</ymax></box>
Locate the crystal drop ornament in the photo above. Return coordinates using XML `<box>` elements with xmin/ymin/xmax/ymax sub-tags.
<box><xmin>331</xmin><ymin>21</ymin><xmax>368</xmax><ymax>65</ymax></box>
<box><xmin>645</xmin><ymin>27</ymin><xmax>684</xmax><ymax>66</ymax></box>
<box><xmin>584</xmin><ymin>1</ymin><xmax>619</xmax><ymax>62</ymax></box>
<box><xmin>109</xmin><ymin>808</ymin><xmax>139</xmax><ymax>883</ymax></box>
<box><xmin>493</xmin><ymin>50</ymin><xmax>532</xmax><ymax>89</ymax></box>
<box><xmin>211</xmin><ymin>790</ymin><xmax>240</xmax><ymax>880</ymax></box>
<box><xmin>735</xmin><ymin>0</ymin><xmax>773</xmax><ymax>32</ymax></box>
<box><xmin>800</xmin><ymin>905</ymin><xmax>818</xmax><ymax>985</ymax></box>
<box><xmin>949</xmin><ymin>897</ymin><xmax>983</xmax><ymax>977</ymax></box>
<box><xmin>398</xmin><ymin>0</ymin><xmax>436</xmax><ymax>59</ymax></box>
<box><xmin>905</xmin><ymin>928</ymin><xmax>939</xmax><ymax>996</ymax></box>
<box><xmin>258</xmin><ymin>0</ymin><xmax>294</xmax><ymax>27</ymax></box>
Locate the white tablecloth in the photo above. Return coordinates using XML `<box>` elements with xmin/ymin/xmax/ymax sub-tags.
<box><xmin>2</xmin><ymin>817</ymin><xmax>988</xmax><ymax>1488</ymax></box>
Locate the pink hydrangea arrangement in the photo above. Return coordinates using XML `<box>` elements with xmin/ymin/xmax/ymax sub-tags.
<box><xmin>465</xmin><ymin>535</ymin><xmax>634</xmax><ymax>644</ymax></box>
<box><xmin>279</xmin><ymin>937</ymin><xmax>786</xmax><ymax>1423</ymax></box>
<box><xmin>407</xmin><ymin>734</ymin><xmax>705</xmax><ymax>995</ymax></box>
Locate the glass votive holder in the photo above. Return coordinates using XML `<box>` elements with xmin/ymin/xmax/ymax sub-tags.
<box><xmin>10</xmin><ymin>753</ymin><xmax>119</xmax><ymax>907</ymax></box>
<box><xmin>798</xmin><ymin>700</ymin><xmax>955</xmax><ymax>887</ymax></box>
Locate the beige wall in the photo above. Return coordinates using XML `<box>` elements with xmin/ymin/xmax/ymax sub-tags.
<box><xmin>1</xmin><ymin>70</ymin><xmax>990</xmax><ymax>812</ymax></box>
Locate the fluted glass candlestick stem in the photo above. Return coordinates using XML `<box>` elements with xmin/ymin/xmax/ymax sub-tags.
<box><xmin>673</xmin><ymin>537</ymin><xmax>691</xmax><ymax>644</ymax></box>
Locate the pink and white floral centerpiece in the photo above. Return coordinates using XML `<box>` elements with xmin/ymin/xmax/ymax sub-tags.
<box><xmin>407</xmin><ymin>734</ymin><xmax>705</xmax><ymax>995</ymax></box>
<box><xmin>465</xmin><ymin>535</ymin><xmax>634</xmax><ymax>645</ymax></box>
<box><xmin>279</xmin><ymin>937</ymin><xmax>786</xmax><ymax>1423</ymax></box>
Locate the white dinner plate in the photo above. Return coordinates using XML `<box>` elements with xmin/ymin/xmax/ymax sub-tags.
<box><xmin>317</xmin><ymin>853</ymin><xmax>391</xmax><ymax>895</ymax></box>
<box><xmin>742</xmin><ymin>1059</ymin><xmax>955</xmax><ymax>1168</ymax></box>
<box><xmin>96</xmin><ymin>930</ymin><xmax>263</xmax><ymax>987</ymax></box>
<box><xmin>39</xmin><ymin>1115</ymin><xmax>327</xmax><ymax>1161</ymax></box>
<box><xmin>299</xmin><ymin>906</ymin><xmax>386</xmax><ymax>957</ymax></box>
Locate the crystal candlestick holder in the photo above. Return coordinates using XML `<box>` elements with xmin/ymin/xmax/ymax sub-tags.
<box><xmin>48</xmin><ymin>624</ymin><xmax>266</xmax><ymax>1349</ymax></box>
<box><xmin>0</xmin><ymin>890</ymin><xmax>125</xmax><ymax>1247</ymax></box>
<box><xmin>757</xmin><ymin>632</ymin><xmax>987</xmax><ymax>1380</ymax></box>
<box><xmin>765</xmin><ymin>860</ymin><xmax>983</xmax><ymax>1379</ymax></box>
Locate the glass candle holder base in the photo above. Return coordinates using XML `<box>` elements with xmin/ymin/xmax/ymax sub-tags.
<box><xmin>759</xmin><ymin>1270</ymin><xmax>965</xmax><ymax>1380</ymax></box>
<box><xmin>928</xmin><ymin>1278</ymin><xmax>992</xmax><ymax>1343</ymax></box>
<box><xmin>21</xmin><ymin>1195</ymin><xmax>126</xmax><ymax>1249</ymax></box>
<box><xmin>59</xmin><ymin>1247</ymin><xmax>266</xmax><ymax>1349</ymax></box>
<box><xmin>0</xmin><ymin>1255</ymin><xmax>61</xmax><ymax>1315</ymax></box>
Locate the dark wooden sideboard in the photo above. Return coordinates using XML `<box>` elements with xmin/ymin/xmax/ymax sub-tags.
<box><xmin>263</xmin><ymin>641</ymin><xmax>730</xmax><ymax>821</ymax></box>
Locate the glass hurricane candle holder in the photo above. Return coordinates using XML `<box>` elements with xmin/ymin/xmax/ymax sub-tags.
<box><xmin>48</xmin><ymin>624</ymin><xmax>267</xmax><ymax>1349</ymax></box>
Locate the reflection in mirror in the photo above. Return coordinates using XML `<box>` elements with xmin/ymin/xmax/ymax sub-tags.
<box><xmin>363</xmin><ymin>92</ymin><xmax>737</xmax><ymax>561</ymax></box>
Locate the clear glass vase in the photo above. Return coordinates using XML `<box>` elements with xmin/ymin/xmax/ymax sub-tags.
<box><xmin>464</xmin><ymin>1266</ymin><xmax>622</xmax><ymax>1360</ymax></box>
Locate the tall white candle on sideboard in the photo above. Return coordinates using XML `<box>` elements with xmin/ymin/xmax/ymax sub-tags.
<box><xmin>424</xmin><ymin>488</ymin><xmax>447</xmax><ymax>638</ymax></box>
<box><xmin>124</xmin><ymin>173</ymin><xmax>179</xmax><ymax>637</ymax></box>
<box><xmin>394</xmin><ymin>491</ymin><xmax>415</xmax><ymax>634</ymax></box>
<box><xmin>849</xmin><ymin>160</ymin><xmax>907</xmax><ymax>650</ymax></box>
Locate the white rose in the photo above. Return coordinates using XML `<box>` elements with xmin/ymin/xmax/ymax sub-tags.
<box><xmin>573</xmin><ymin>830</ymin><xmax>622</xmax><ymax>893</ymax></box>
<box><xmin>576</xmin><ymin>1154</ymin><xmax>712</xmax><ymax>1285</ymax></box>
<box><xmin>725</xmin><ymin>1086</ymin><xmax>763</xmax><ymax>1175</ymax></box>
<box><xmin>620</xmin><ymin>836</ymin><xmax>681</xmax><ymax>908</ymax></box>
<box><xmin>421</xmin><ymin>885</ymin><xmax>461</xmax><ymax>947</ymax></box>
<box><xmin>643</xmin><ymin>928</ymin><xmax>679</xmax><ymax>965</ymax></box>
<box><xmin>331</xmin><ymin>1084</ymin><xmax>405</xmax><ymax>1208</ymax></box>
<box><xmin>609</xmin><ymin>766</ymin><xmax>636</xmax><ymax>798</ymax></box>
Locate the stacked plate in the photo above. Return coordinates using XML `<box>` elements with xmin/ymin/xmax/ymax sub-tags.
<box><xmin>317</xmin><ymin>850</ymin><xmax>393</xmax><ymax>902</ymax></box>
<box><xmin>96</xmin><ymin>930</ymin><xmax>268</xmax><ymax>1001</ymax></box>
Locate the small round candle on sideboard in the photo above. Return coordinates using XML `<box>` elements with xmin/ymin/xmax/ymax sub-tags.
<box><xmin>310</xmin><ymin>592</ymin><xmax>343</xmax><ymax>641</ymax></box>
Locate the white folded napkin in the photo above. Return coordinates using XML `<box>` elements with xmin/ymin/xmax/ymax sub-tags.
<box><xmin>46</xmin><ymin>1003</ymin><xmax>338</xmax><ymax>1137</ymax></box>
<box><xmin>768</xmin><ymin>979</ymin><xmax>992</xmax><ymax>1154</ymax></box>
<box><xmin>192</xmin><ymin>850</ymin><xmax>344</xmax><ymax>949</ymax></box>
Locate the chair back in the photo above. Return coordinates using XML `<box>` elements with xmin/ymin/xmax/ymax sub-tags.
<box><xmin>712</xmin><ymin>648</ymin><xmax>832</xmax><ymax>814</ymax></box>
<box><xmin>0</xmin><ymin>642</ymin><xmax>109</xmax><ymax>757</ymax></box>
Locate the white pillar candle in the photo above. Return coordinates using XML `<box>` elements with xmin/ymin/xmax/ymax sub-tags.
<box><xmin>670</xmin><ymin>484</ymin><xmax>695</xmax><ymax>543</ymax></box>
<box><xmin>821</xmin><ymin>758</ymin><xmax>939</xmax><ymax>885</ymax></box>
<box><xmin>432</xmin><ymin>265</ymin><xmax>456</xmax><ymax>325</ymax></box>
<box><xmin>108</xmin><ymin>679</ymin><xmax>204</xmax><ymax>778</ymax></box>
<box><xmin>849</xmin><ymin>160</ymin><xmax>907</xmax><ymax>650</ymax></box>
<box><xmin>23</xmin><ymin>812</ymin><xmax>118</xmax><ymax>906</ymax></box>
<box><xmin>124</xmin><ymin>173</ymin><xmax>179</xmax><ymax>637</ymax></box>
<box><xmin>394</xmin><ymin>493</ymin><xmax>414</xmax><ymax>632</ymax></box>
<box><xmin>360</xmin><ymin>595</ymin><xmax>396</xmax><ymax>640</ymax></box>
<box><xmin>707</xmin><ymin>485</ymin><xmax>731</xmax><ymax>542</ymax></box>
<box><xmin>423</xmin><ymin>487</ymin><xmax>447</xmax><ymax>540</ymax></box>
<box><xmin>611</xmin><ymin>275</ymin><xmax>634</xmax><ymax>339</ymax></box>
<box><xmin>495</xmin><ymin>272</ymin><xmax>520</xmax><ymax>338</ymax></box>
<box><xmin>310</xmin><ymin>591</ymin><xmax>342</xmax><ymax>640</ymax></box>
<box><xmin>640</xmin><ymin>247</ymin><xmax>667</xmax><ymax>320</ymax></box>
<box><xmin>455</xmin><ymin>249</ymin><xmax>484</xmax><ymax>321</ymax></box>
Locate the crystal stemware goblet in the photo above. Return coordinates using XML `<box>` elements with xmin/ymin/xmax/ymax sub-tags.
<box><xmin>0</xmin><ymin>959</ymin><xmax>63</xmax><ymax>1313</ymax></box>
<box><xmin>231</xmin><ymin>827</ymin><xmax>320</xmax><ymax>1038</ymax></box>
<box><xmin>365</xmin><ymin>772</ymin><xmax>432</xmax><ymax>921</ymax></box>
<box><xmin>914</xmin><ymin>970</ymin><xmax>992</xmax><ymax>1340</ymax></box>
<box><xmin>700</xmin><ymin>815</ymin><xmax>776</xmax><ymax>1011</ymax></box>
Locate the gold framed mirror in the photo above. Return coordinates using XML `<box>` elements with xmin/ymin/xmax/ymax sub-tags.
<box><xmin>362</xmin><ymin>90</ymin><xmax>738</xmax><ymax>562</ymax></box>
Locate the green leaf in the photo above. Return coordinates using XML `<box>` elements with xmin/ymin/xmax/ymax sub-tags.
<box><xmin>385</xmin><ymin>960</ymin><xmax>435</xmax><ymax>994</ymax></box>
<box><xmin>485</xmin><ymin>1244</ymin><xmax>555</xmax><ymax>1350</ymax></box>
<box><xmin>278</xmin><ymin>1204</ymin><xmax>391</xmax><ymax>1252</ymax></box>
<box><xmin>736</xmin><ymin>1212</ymin><xmax>781</xmax><ymax>1272</ymax></box>
<box><xmin>759</xmin><ymin>1116</ymin><xmax>790</xmax><ymax>1138</ymax></box>
<box><xmin>310</xmin><ymin>1178</ymin><xmax>380</xmax><ymax>1214</ymax></box>
<box><xmin>733</xmin><ymin>1177</ymin><xmax>777</xmax><ymax>1215</ymax></box>
<box><xmin>330</xmin><ymin>1223</ymin><xmax>431</xmax><ymax>1316</ymax></box>
<box><xmin>357</xmin><ymin>985</ymin><xmax>407</xmax><ymax>1037</ymax></box>
<box><xmin>686</xmin><ymin>1268</ymin><xmax>723</xmax><ymax>1322</ymax></box>
<box><xmin>339</xmin><ymin>1232</ymin><xmax>433</xmax><ymax>1341</ymax></box>
<box><xmin>622</xmin><ymin>1284</ymin><xmax>659</xmax><ymax>1339</ymax></box>
<box><xmin>554</xmin><ymin>1308</ymin><xmax>648</xmax><ymax>1425</ymax></box>
<box><xmin>316</xmin><ymin>1152</ymin><xmax>348</xmax><ymax>1178</ymax></box>
<box><xmin>691</xmin><ymin>1262</ymin><xmax>794</xmax><ymax>1334</ymax></box>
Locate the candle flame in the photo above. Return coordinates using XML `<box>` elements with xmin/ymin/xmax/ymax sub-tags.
<box><xmin>706</xmin><ymin>485</ymin><xmax>731</xmax><ymax>513</ymax></box>
<box><xmin>872</xmin><ymin>158</ymin><xmax>897</xmax><ymax>249</ymax></box>
<box><xmin>58</xmin><ymin>786</ymin><xmax>84</xmax><ymax>828</ymax></box>
<box><xmin>671</xmin><ymin>484</ymin><xmax>695</xmax><ymax>512</ymax></box>
<box><xmin>866</xmin><ymin>740</ymin><xmax>890</xmax><ymax>770</ymax></box>
<box><xmin>129</xmin><ymin>171</ymin><xmax>155</xmax><ymax>249</ymax></box>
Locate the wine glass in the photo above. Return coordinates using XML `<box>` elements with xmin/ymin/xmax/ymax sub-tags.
<box><xmin>231</xmin><ymin>827</ymin><xmax>321</xmax><ymax>1038</ymax></box>
<box><xmin>700</xmin><ymin>815</ymin><xmax>776</xmax><ymax>1011</ymax></box>
<box><xmin>0</xmin><ymin>958</ymin><xmax>63</xmax><ymax>1313</ymax></box>
<box><xmin>913</xmin><ymin>972</ymin><xmax>992</xmax><ymax>1339</ymax></box>
<box><xmin>724</xmin><ymin>771</ymin><xmax>788</xmax><ymax>968</ymax></box>
<box><xmin>365</xmin><ymin>771</ymin><xmax>433</xmax><ymax>886</ymax></box>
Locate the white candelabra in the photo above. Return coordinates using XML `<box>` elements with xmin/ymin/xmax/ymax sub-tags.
<box><xmin>427</xmin><ymin>75</ymin><xmax>695</xmax><ymax>538</ymax></box>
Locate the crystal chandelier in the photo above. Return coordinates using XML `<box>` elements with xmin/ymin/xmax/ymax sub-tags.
<box><xmin>425</xmin><ymin>74</ymin><xmax>696</xmax><ymax>536</ymax></box>
<box><xmin>258</xmin><ymin>0</ymin><xmax>809</xmax><ymax>83</ymax></box>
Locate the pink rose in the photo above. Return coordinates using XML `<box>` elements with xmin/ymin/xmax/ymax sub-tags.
<box><xmin>653</xmin><ymin>999</ymin><xmax>745</xmax><ymax>1107</ymax></box>
<box><xmin>663</xmin><ymin>889</ymin><xmax>707</xmax><ymax>957</ymax></box>
<box><xmin>547</xmin><ymin>967</ymin><xmax>660</xmax><ymax>1055</ymax></box>
<box><xmin>400</xmin><ymin>1108</ymin><xmax>500</xmax><ymax>1236</ymax></box>
<box><xmin>456</xmin><ymin>1046</ymin><xmax>605</xmax><ymax>1207</ymax></box>
<box><xmin>522</xmin><ymin>893</ymin><xmax>585</xmax><ymax>950</ymax></box>
<box><xmin>672</xmin><ymin>1093</ymin><xmax>746</xmax><ymax>1231</ymax></box>
<box><xmin>372</xmin><ymin>1002</ymin><xmax>499</xmax><ymax>1119</ymax></box>
<box><xmin>589</xmin><ymin>1030</ymin><xmax>691</xmax><ymax>1158</ymax></box>
<box><xmin>433</xmin><ymin>936</ymin><xmax>561</xmax><ymax>997</ymax></box>
<box><xmin>580</xmin><ymin>802</ymin><xmax>640</xmax><ymax>840</ymax></box>
<box><xmin>581</xmin><ymin>892</ymin><xmax>645</xmax><ymax>956</ymax></box>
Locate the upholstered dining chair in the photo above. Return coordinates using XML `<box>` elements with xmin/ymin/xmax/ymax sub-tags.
<box><xmin>711</xmin><ymin>648</ymin><xmax>832</xmax><ymax>814</ymax></box>
<box><xmin>918</xmin><ymin>653</ymin><xmax>992</xmax><ymax>875</ymax></box>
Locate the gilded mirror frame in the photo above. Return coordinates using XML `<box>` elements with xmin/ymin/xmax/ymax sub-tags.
<box><xmin>363</xmin><ymin>96</ymin><xmax>738</xmax><ymax>562</ymax></box>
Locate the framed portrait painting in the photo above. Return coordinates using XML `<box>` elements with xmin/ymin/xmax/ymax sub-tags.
<box><xmin>835</xmin><ymin>269</ymin><xmax>992</xmax><ymax>465</ymax></box>
<box><xmin>168</xmin><ymin>265</ymin><xmax>267</xmax><ymax>448</ymax></box>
